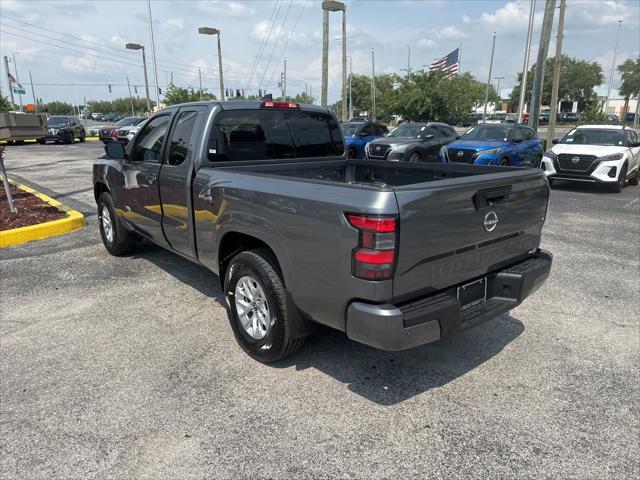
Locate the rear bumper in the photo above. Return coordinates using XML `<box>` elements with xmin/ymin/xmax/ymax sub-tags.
<box><xmin>346</xmin><ymin>249</ymin><xmax>552</xmax><ymax>351</ymax></box>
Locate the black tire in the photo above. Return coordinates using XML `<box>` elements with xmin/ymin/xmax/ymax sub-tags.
<box><xmin>224</xmin><ymin>249</ymin><xmax>305</xmax><ymax>363</ymax></box>
<box><xmin>408</xmin><ymin>151</ymin><xmax>422</xmax><ymax>163</ymax></box>
<box><xmin>38</xmin><ymin>139</ymin><xmax>46</xmax><ymax>145</ymax></box>
<box><xmin>348</xmin><ymin>148</ymin><xmax>357</xmax><ymax>159</ymax></box>
<box><xmin>608</xmin><ymin>165</ymin><xmax>627</xmax><ymax>193</ymax></box>
<box><xmin>97</xmin><ymin>192</ymin><xmax>137</xmax><ymax>256</ymax></box>
<box><xmin>535</xmin><ymin>155</ymin><xmax>543</xmax><ymax>168</ymax></box>
<box><xmin>498</xmin><ymin>157</ymin><xmax>509</xmax><ymax>166</ymax></box>
<box><xmin>79</xmin><ymin>130</ymin><xmax>86</xmax><ymax>142</ymax></box>
<box><xmin>65</xmin><ymin>131</ymin><xmax>74</xmax><ymax>144</ymax></box>
<box><xmin>628</xmin><ymin>169</ymin><xmax>639</xmax><ymax>186</ymax></box>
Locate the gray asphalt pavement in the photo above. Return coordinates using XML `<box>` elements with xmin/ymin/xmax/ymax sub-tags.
<box><xmin>1</xmin><ymin>142</ymin><xmax>638</xmax><ymax>479</ymax></box>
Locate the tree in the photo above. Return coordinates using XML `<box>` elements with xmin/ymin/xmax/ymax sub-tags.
<box><xmin>617</xmin><ymin>58</ymin><xmax>640</xmax><ymax>116</ymax></box>
<box><xmin>0</xmin><ymin>94</ymin><xmax>11</xmax><ymax>112</ymax></box>
<box><xmin>509</xmin><ymin>55</ymin><xmax>603</xmax><ymax>112</ymax></box>
<box><xmin>163</xmin><ymin>83</ymin><xmax>215</xmax><ymax>106</ymax></box>
<box><xmin>336</xmin><ymin>73</ymin><xmax>400</xmax><ymax>119</ymax></box>
<box><xmin>290</xmin><ymin>91</ymin><xmax>315</xmax><ymax>104</ymax></box>
<box><xmin>42</xmin><ymin>101</ymin><xmax>76</xmax><ymax>115</ymax></box>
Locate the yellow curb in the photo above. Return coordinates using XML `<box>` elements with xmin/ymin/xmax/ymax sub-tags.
<box><xmin>0</xmin><ymin>178</ymin><xmax>85</xmax><ymax>248</ymax></box>
<box><xmin>0</xmin><ymin>137</ymin><xmax>99</xmax><ymax>143</ymax></box>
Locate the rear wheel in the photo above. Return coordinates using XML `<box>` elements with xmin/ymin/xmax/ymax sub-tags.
<box><xmin>65</xmin><ymin>131</ymin><xmax>74</xmax><ymax>144</ymax></box>
<box><xmin>224</xmin><ymin>249</ymin><xmax>305</xmax><ymax>363</ymax></box>
<box><xmin>348</xmin><ymin>148</ymin><xmax>357</xmax><ymax>159</ymax></box>
<box><xmin>97</xmin><ymin>192</ymin><xmax>137</xmax><ymax>256</ymax></box>
<box><xmin>408</xmin><ymin>151</ymin><xmax>422</xmax><ymax>163</ymax></box>
<box><xmin>628</xmin><ymin>168</ymin><xmax>639</xmax><ymax>186</ymax></box>
<box><xmin>498</xmin><ymin>157</ymin><xmax>509</xmax><ymax>166</ymax></box>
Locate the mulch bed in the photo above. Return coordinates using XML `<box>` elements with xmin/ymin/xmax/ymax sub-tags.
<box><xmin>0</xmin><ymin>184</ymin><xmax>66</xmax><ymax>231</ymax></box>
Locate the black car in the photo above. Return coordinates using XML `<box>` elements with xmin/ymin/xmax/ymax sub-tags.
<box><xmin>560</xmin><ymin>112</ymin><xmax>580</xmax><ymax>123</ymax></box>
<box><xmin>39</xmin><ymin>116</ymin><xmax>86</xmax><ymax>144</ymax></box>
<box><xmin>365</xmin><ymin>122</ymin><xmax>458</xmax><ymax>162</ymax></box>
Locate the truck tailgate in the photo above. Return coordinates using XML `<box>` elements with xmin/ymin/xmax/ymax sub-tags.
<box><xmin>392</xmin><ymin>170</ymin><xmax>549</xmax><ymax>302</ymax></box>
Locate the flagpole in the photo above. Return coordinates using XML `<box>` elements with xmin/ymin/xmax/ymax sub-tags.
<box><xmin>458</xmin><ymin>40</ymin><xmax>462</xmax><ymax>75</ymax></box>
<box><xmin>3</xmin><ymin>55</ymin><xmax>16</xmax><ymax>109</ymax></box>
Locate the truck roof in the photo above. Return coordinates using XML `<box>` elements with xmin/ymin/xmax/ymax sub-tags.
<box><xmin>158</xmin><ymin>100</ymin><xmax>331</xmax><ymax>115</ymax></box>
<box><xmin>576</xmin><ymin>124</ymin><xmax>625</xmax><ymax>130</ymax></box>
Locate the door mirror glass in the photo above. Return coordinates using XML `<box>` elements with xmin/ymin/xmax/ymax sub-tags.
<box><xmin>105</xmin><ymin>141</ymin><xmax>125</xmax><ymax>159</ymax></box>
<box><xmin>552</xmin><ymin>138</ymin><xmax>560</xmax><ymax>144</ymax></box>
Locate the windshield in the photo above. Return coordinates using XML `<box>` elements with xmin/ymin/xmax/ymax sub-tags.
<box><xmin>342</xmin><ymin>124</ymin><xmax>361</xmax><ymax>136</ymax></box>
<box><xmin>462</xmin><ymin>125</ymin><xmax>511</xmax><ymax>141</ymax></box>
<box><xmin>559</xmin><ymin>128</ymin><xmax>624</xmax><ymax>146</ymax></box>
<box><xmin>48</xmin><ymin>116</ymin><xmax>69</xmax><ymax>126</ymax></box>
<box><xmin>115</xmin><ymin>117</ymin><xmax>139</xmax><ymax>126</ymax></box>
<box><xmin>386</xmin><ymin>123</ymin><xmax>428</xmax><ymax>138</ymax></box>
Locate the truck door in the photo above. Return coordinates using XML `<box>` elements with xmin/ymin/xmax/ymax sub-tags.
<box><xmin>121</xmin><ymin>112</ymin><xmax>173</xmax><ymax>243</ymax></box>
<box><xmin>158</xmin><ymin>107</ymin><xmax>207</xmax><ymax>258</ymax></box>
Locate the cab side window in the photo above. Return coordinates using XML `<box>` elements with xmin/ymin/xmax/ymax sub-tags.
<box><xmin>361</xmin><ymin>124</ymin><xmax>374</xmax><ymax>136</ymax></box>
<box><xmin>130</xmin><ymin>115</ymin><xmax>171</xmax><ymax>163</ymax></box>
<box><xmin>167</xmin><ymin>111</ymin><xmax>199</xmax><ymax>166</ymax></box>
<box><xmin>510</xmin><ymin>128</ymin><xmax>523</xmax><ymax>142</ymax></box>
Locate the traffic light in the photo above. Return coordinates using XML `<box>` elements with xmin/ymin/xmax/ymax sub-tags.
<box><xmin>108</xmin><ymin>84</ymin><xmax>112</xmax><ymax>93</ymax></box>
<box><xmin>236</xmin><ymin>89</ymin><xmax>241</xmax><ymax>98</ymax></box>
<box><xmin>241</xmin><ymin>89</ymin><xmax>245</xmax><ymax>97</ymax></box>
<box><xmin>134</xmin><ymin>85</ymin><xmax>138</xmax><ymax>94</ymax></box>
<box><xmin>158</xmin><ymin>87</ymin><xmax>162</xmax><ymax>95</ymax></box>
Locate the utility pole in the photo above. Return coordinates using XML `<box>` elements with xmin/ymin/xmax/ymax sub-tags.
<box><xmin>321</xmin><ymin>6</ymin><xmax>329</xmax><ymax>106</ymax></box>
<box><xmin>28</xmin><ymin>70</ymin><xmax>37</xmax><ymax>113</ymax></box>
<box><xmin>547</xmin><ymin>0</ymin><xmax>566</xmax><ymax>146</ymax></box>
<box><xmin>494</xmin><ymin>76</ymin><xmax>505</xmax><ymax>98</ymax></box>
<box><xmin>529</xmin><ymin>0</ymin><xmax>555</xmax><ymax>130</ymax></box>
<box><xmin>198</xmin><ymin>68</ymin><xmax>203</xmax><ymax>101</ymax></box>
<box><xmin>406</xmin><ymin>45</ymin><xmax>411</xmax><ymax>75</ymax></box>
<box><xmin>341</xmin><ymin>6</ymin><xmax>347</xmax><ymax>121</ymax></box>
<box><xmin>146</xmin><ymin>0</ymin><xmax>160</xmax><ymax>108</ymax></box>
<box><xmin>283</xmin><ymin>57</ymin><xmax>287</xmax><ymax>100</ymax></box>
<box><xmin>348</xmin><ymin>55</ymin><xmax>353</xmax><ymax>119</ymax></box>
<box><xmin>3</xmin><ymin>56</ymin><xmax>15</xmax><ymax>109</ymax></box>
<box><xmin>126</xmin><ymin>76</ymin><xmax>135</xmax><ymax>116</ymax></box>
<box><xmin>11</xmin><ymin>53</ymin><xmax>23</xmax><ymax>111</ymax></box>
<box><xmin>371</xmin><ymin>48</ymin><xmax>376</xmax><ymax>120</ymax></box>
<box><xmin>483</xmin><ymin>32</ymin><xmax>497</xmax><ymax>121</ymax></box>
<box><xmin>518</xmin><ymin>0</ymin><xmax>536</xmax><ymax>123</ymax></box>
<box><xmin>604</xmin><ymin>20</ymin><xmax>622</xmax><ymax>114</ymax></box>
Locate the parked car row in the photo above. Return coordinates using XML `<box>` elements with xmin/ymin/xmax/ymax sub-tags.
<box><xmin>98</xmin><ymin>116</ymin><xmax>147</xmax><ymax>144</ymax></box>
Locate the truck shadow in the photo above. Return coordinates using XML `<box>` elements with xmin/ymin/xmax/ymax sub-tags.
<box><xmin>134</xmin><ymin>242</ymin><xmax>524</xmax><ymax>406</ymax></box>
<box><xmin>551</xmin><ymin>181</ymin><xmax>613</xmax><ymax>194</ymax></box>
<box><xmin>278</xmin><ymin>316</ymin><xmax>524</xmax><ymax>405</ymax></box>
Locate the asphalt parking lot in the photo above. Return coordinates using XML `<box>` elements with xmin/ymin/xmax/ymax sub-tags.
<box><xmin>1</xmin><ymin>142</ymin><xmax>638</xmax><ymax>479</ymax></box>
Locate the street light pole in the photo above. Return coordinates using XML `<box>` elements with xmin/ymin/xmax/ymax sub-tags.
<box><xmin>547</xmin><ymin>0</ymin><xmax>566</xmax><ymax>147</ymax></box>
<box><xmin>198</xmin><ymin>68</ymin><xmax>203</xmax><ymax>101</ymax></box>
<box><xmin>348</xmin><ymin>55</ymin><xmax>353</xmax><ymax>119</ymax></box>
<box><xmin>321</xmin><ymin>1</ymin><xmax>346</xmax><ymax>110</ymax></box>
<box><xmin>483</xmin><ymin>32</ymin><xmax>497</xmax><ymax>121</ymax></box>
<box><xmin>126</xmin><ymin>76</ymin><xmax>135</xmax><ymax>116</ymax></box>
<box><xmin>341</xmin><ymin>7</ymin><xmax>347</xmax><ymax>121</ymax></box>
<box><xmin>604</xmin><ymin>20</ymin><xmax>622</xmax><ymax>114</ymax></box>
<box><xmin>371</xmin><ymin>48</ymin><xmax>376</xmax><ymax>120</ymax></box>
<box><xmin>321</xmin><ymin>8</ymin><xmax>329</xmax><ymax>106</ymax></box>
<box><xmin>11</xmin><ymin>53</ymin><xmax>23</xmax><ymax>111</ymax></box>
<box><xmin>146</xmin><ymin>0</ymin><xmax>160</xmax><ymax>108</ymax></box>
<box><xmin>406</xmin><ymin>45</ymin><xmax>411</xmax><ymax>75</ymax></box>
<box><xmin>529</xmin><ymin>0</ymin><xmax>555</xmax><ymax>130</ymax></box>
<box><xmin>494</xmin><ymin>76</ymin><xmax>505</xmax><ymax>98</ymax></box>
<box><xmin>199</xmin><ymin>27</ymin><xmax>225</xmax><ymax>101</ymax></box>
<box><xmin>126</xmin><ymin>43</ymin><xmax>152</xmax><ymax>114</ymax></box>
<box><xmin>518</xmin><ymin>0</ymin><xmax>536</xmax><ymax>123</ymax></box>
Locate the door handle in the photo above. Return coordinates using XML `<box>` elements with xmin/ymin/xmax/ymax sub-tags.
<box><xmin>199</xmin><ymin>187</ymin><xmax>215</xmax><ymax>205</ymax></box>
<box><xmin>146</xmin><ymin>174</ymin><xmax>157</xmax><ymax>184</ymax></box>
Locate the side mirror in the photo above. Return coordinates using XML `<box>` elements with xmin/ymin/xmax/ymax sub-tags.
<box><xmin>551</xmin><ymin>138</ymin><xmax>560</xmax><ymax>144</ymax></box>
<box><xmin>105</xmin><ymin>141</ymin><xmax>125</xmax><ymax>159</ymax></box>
<box><xmin>630</xmin><ymin>141</ymin><xmax>640</xmax><ymax>148</ymax></box>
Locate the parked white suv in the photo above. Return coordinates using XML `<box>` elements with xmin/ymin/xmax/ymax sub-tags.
<box><xmin>542</xmin><ymin>125</ymin><xmax>640</xmax><ymax>193</ymax></box>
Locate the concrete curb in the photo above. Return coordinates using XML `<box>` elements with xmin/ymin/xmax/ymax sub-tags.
<box><xmin>0</xmin><ymin>178</ymin><xmax>85</xmax><ymax>248</ymax></box>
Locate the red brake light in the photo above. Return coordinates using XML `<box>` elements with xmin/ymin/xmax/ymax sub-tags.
<box><xmin>346</xmin><ymin>214</ymin><xmax>396</xmax><ymax>232</ymax></box>
<box><xmin>260</xmin><ymin>101</ymin><xmax>300</xmax><ymax>109</ymax></box>
<box><xmin>346</xmin><ymin>213</ymin><xmax>398</xmax><ymax>281</ymax></box>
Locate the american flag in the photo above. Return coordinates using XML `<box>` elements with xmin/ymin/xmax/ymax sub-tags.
<box><xmin>7</xmin><ymin>73</ymin><xmax>22</xmax><ymax>88</ymax></box>
<box><xmin>428</xmin><ymin>48</ymin><xmax>459</xmax><ymax>79</ymax></box>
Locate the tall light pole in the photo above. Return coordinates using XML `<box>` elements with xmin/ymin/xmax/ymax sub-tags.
<box><xmin>483</xmin><ymin>32</ymin><xmax>497</xmax><ymax>121</ymax></box>
<box><xmin>547</xmin><ymin>0</ymin><xmax>566</xmax><ymax>146</ymax></box>
<box><xmin>11</xmin><ymin>53</ymin><xmax>23</xmax><ymax>111</ymax></box>
<box><xmin>146</xmin><ymin>0</ymin><xmax>160</xmax><ymax>108</ymax></box>
<box><xmin>371</xmin><ymin>48</ymin><xmax>376</xmax><ymax>120</ymax></box>
<box><xmin>347</xmin><ymin>55</ymin><xmax>353</xmax><ymax>119</ymax></box>
<box><xmin>529</xmin><ymin>0</ymin><xmax>555</xmax><ymax>130</ymax></box>
<box><xmin>199</xmin><ymin>27</ymin><xmax>225</xmax><ymax>101</ymax></box>
<box><xmin>604</xmin><ymin>20</ymin><xmax>622</xmax><ymax>114</ymax></box>
<box><xmin>406</xmin><ymin>45</ymin><xmax>411</xmax><ymax>75</ymax></box>
<box><xmin>494</xmin><ymin>76</ymin><xmax>505</xmax><ymax>99</ymax></box>
<box><xmin>518</xmin><ymin>0</ymin><xmax>536</xmax><ymax>123</ymax></box>
<box><xmin>321</xmin><ymin>1</ymin><xmax>346</xmax><ymax>117</ymax></box>
<box><xmin>126</xmin><ymin>43</ymin><xmax>152</xmax><ymax>114</ymax></box>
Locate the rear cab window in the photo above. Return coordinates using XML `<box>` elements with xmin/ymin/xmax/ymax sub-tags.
<box><xmin>208</xmin><ymin>109</ymin><xmax>344</xmax><ymax>162</ymax></box>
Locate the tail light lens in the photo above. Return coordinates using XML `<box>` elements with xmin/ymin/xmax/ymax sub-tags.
<box><xmin>346</xmin><ymin>213</ymin><xmax>398</xmax><ymax>280</ymax></box>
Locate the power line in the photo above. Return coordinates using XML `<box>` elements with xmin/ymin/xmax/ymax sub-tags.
<box><xmin>245</xmin><ymin>0</ymin><xmax>281</xmax><ymax>91</ymax></box>
<box><xmin>258</xmin><ymin>0</ymin><xmax>294</xmax><ymax>91</ymax></box>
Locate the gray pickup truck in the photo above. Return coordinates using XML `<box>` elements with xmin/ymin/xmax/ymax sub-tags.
<box><xmin>93</xmin><ymin>100</ymin><xmax>552</xmax><ymax>363</ymax></box>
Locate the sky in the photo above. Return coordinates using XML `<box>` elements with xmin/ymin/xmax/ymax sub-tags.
<box><xmin>0</xmin><ymin>0</ymin><xmax>638</xmax><ymax>107</ymax></box>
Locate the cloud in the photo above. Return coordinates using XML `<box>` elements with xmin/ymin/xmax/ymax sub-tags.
<box><xmin>477</xmin><ymin>1</ymin><xmax>531</xmax><ymax>31</ymax></box>
<box><xmin>440</xmin><ymin>25</ymin><xmax>469</xmax><ymax>40</ymax></box>
<box><xmin>417</xmin><ymin>38</ymin><xmax>438</xmax><ymax>49</ymax></box>
<box><xmin>198</xmin><ymin>1</ymin><xmax>255</xmax><ymax>17</ymax></box>
<box><xmin>161</xmin><ymin>18</ymin><xmax>184</xmax><ymax>33</ymax></box>
<box><xmin>61</xmin><ymin>52</ymin><xmax>99</xmax><ymax>74</ymax></box>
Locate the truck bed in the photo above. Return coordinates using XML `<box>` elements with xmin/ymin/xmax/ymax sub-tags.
<box><xmin>216</xmin><ymin>159</ymin><xmax>537</xmax><ymax>189</ymax></box>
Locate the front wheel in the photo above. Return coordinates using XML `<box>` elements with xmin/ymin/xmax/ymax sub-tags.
<box><xmin>224</xmin><ymin>249</ymin><xmax>305</xmax><ymax>363</ymax></box>
<box><xmin>347</xmin><ymin>148</ymin><xmax>357</xmax><ymax>159</ymax></box>
<box><xmin>628</xmin><ymin>169</ymin><xmax>639</xmax><ymax>186</ymax></box>
<box><xmin>65</xmin><ymin>132</ymin><xmax>74</xmax><ymax>144</ymax></box>
<box><xmin>408</xmin><ymin>151</ymin><xmax>422</xmax><ymax>163</ymax></box>
<box><xmin>608</xmin><ymin>165</ymin><xmax>627</xmax><ymax>193</ymax></box>
<box><xmin>79</xmin><ymin>130</ymin><xmax>86</xmax><ymax>142</ymax></box>
<box><xmin>97</xmin><ymin>192</ymin><xmax>137</xmax><ymax>256</ymax></box>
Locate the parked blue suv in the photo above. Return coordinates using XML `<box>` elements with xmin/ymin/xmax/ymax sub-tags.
<box><xmin>342</xmin><ymin>121</ymin><xmax>388</xmax><ymax>158</ymax></box>
<box><xmin>440</xmin><ymin>123</ymin><xmax>543</xmax><ymax>167</ymax></box>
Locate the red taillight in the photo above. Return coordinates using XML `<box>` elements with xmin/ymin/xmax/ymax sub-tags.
<box><xmin>346</xmin><ymin>213</ymin><xmax>398</xmax><ymax>281</ymax></box>
<box><xmin>260</xmin><ymin>101</ymin><xmax>300</xmax><ymax>109</ymax></box>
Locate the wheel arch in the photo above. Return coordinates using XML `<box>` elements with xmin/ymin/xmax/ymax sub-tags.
<box><xmin>94</xmin><ymin>181</ymin><xmax>110</xmax><ymax>203</ymax></box>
